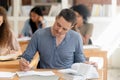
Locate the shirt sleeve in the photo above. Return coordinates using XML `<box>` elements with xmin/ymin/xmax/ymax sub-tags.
<box><xmin>22</xmin><ymin>31</ymin><xmax>39</xmax><ymax>62</ymax></box>
<box><xmin>74</xmin><ymin>34</ymin><xmax>86</xmax><ymax>63</ymax></box>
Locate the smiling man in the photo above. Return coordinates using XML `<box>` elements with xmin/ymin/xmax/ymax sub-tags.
<box><xmin>19</xmin><ymin>9</ymin><xmax>86</xmax><ymax>71</ymax></box>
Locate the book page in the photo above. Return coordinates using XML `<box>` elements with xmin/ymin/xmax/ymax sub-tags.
<box><xmin>16</xmin><ymin>70</ymin><xmax>55</xmax><ymax>77</ymax></box>
<box><xmin>71</xmin><ymin>63</ymin><xmax>99</xmax><ymax>79</ymax></box>
<box><xmin>58</xmin><ymin>63</ymin><xmax>99</xmax><ymax>79</ymax></box>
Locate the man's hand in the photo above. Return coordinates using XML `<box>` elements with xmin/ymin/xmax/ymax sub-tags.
<box><xmin>85</xmin><ymin>61</ymin><xmax>98</xmax><ymax>69</ymax></box>
<box><xmin>19</xmin><ymin>58</ymin><xmax>31</xmax><ymax>71</ymax></box>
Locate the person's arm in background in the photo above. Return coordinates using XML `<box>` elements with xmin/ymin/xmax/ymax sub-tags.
<box><xmin>39</xmin><ymin>16</ymin><xmax>48</xmax><ymax>28</ymax></box>
<box><xmin>7</xmin><ymin>30</ymin><xmax>22</xmax><ymax>58</ymax></box>
<box><xmin>83</xmin><ymin>23</ymin><xmax>93</xmax><ymax>45</ymax></box>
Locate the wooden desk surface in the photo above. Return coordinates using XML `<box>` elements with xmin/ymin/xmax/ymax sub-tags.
<box><xmin>0</xmin><ymin>69</ymin><xmax>101</xmax><ymax>80</ymax></box>
<box><xmin>0</xmin><ymin>59</ymin><xmax>20</xmax><ymax>69</ymax></box>
<box><xmin>0</xmin><ymin>69</ymin><xmax>64</xmax><ymax>80</ymax></box>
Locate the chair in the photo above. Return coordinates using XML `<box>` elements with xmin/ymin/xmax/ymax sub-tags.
<box><xmin>19</xmin><ymin>40</ymin><xmax>29</xmax><ymax>53</ymax></box>
<box><xmin>84</xmin><ymin>48</ymin><xmax>107</xmax><ymax>80</ymax></box>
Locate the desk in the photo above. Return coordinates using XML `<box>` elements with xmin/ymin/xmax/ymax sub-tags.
<box><xmin>0</xmin><ymin>59</ymin><xmax>20</xmax><ymax>69</ymax></box>
<box><xmin>0</xmin><ymin>69</ymin><xmax>63</xmax><ymax>80</ymax></box>
<box><xmin>0</xmin><ymin>69</ymin><xmax>100</xmax><ymax>80</ymax></box>
<box><xmin>0</xmin><ymin>52</ymin><xmax>39</xmax><ymax>69</ymax></box>
<box><xmin>19</xmin><ymin>40</ymin><xmax>29</xmax><ymax>53</ymax></box>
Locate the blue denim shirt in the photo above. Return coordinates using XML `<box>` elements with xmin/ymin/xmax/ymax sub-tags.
<box><xmin>22</xmin><ymin>27</ymin><xmax>86</xmax><ymax>69</ymax></box>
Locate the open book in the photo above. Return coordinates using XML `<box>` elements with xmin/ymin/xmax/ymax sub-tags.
<box><xmin>58</xmin><ymin>63</ymin><xmax>99</xmax><ymax>80</ymax></box>
<box><xmin>16</xmin><ymin>70</ymin><xmax>59</xmax><ymax>80</ymax></box>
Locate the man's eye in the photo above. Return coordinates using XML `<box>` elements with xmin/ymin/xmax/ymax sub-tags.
<box><xmin>63</xmin><ymin>28</ymin><xmax>67</xmax><ymax>31</ymax></box>
<box><xmin>57</xmin><ymin>23</ymin><xmax>61</xmax><ymax>27</ymax></box>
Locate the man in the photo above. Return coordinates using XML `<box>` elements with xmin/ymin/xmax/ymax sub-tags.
<box><xmin>19</xmin><ymin>9</ymin><xmax>87</xmax><ymax>71</ymax></box>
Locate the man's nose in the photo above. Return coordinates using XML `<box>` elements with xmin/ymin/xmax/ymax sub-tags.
<box><xmin>58</xmin><ymin>28</ymin><xmax>63</xmax><ymax>33</ymax></box>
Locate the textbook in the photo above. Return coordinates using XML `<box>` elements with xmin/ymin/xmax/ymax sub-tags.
<box><xmin>16</xmin><ymin>71</ymin><xmax>59</xmax><ymax>80</ymax></box>
<box><xmin>58</xmin><ymin>63</ymin><xmax>99</xmax><ymax>80</ymax></box>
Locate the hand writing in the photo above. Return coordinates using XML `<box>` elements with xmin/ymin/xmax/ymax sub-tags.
<box><xmin>19</xmin><ymin>58</ymin><xmax>31</xmax><ymax>71</ymax></box>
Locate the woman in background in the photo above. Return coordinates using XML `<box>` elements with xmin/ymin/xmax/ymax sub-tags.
<box><xmin>21</xmin><ymin>6</ymin><xmax>47</xmax><ymax>37</ymax></box>
<box><xmin>71</xmin><ymin>4</ymin><xmax>93</xmax><ymax>45</ymax></box>
<box><xmin>0</xmin><ymin>7</ymin><xmax>21</xmax><ymax>57</ymax></box>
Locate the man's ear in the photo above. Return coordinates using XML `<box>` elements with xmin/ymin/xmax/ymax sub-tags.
<box><xmin>71</xmin><ymin>22</ymin><xmax>77</xmax><ymax>29</ymax></box>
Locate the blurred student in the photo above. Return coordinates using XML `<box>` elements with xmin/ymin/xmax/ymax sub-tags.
<box><xmin>20</xmin><ymin>6</ymin><xmax>47</xmax><ymax>37</ymax></box>
<box><xmin>71</xmin><ymin>4</ymin><xmax>93</xmax><ymax>45</ymax></box>
<box><xmin>0</xmin><ymin>7</ymin><xmax>21</xmax><ymax>56</ymax></box>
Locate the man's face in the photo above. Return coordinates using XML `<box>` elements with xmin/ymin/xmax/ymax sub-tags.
<box><xmin>52</xmin><ymin>16</ymin><xmax>72</xmax><ymax>37</ymax></box>
<box><xmin>0</xmin><ymin>16</ymin><xmax>3</xmax><ymax>26</ymax></box>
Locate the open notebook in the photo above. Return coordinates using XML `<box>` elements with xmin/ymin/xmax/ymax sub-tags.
<box><xmin>58</xmin><ymin>63</ymin><xmax>99</xmax><ymax>80</ymax></box>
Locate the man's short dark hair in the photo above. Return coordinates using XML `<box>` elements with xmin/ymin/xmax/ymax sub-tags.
<box><xmin>57</xmin><ymin>9</ymin><xmax>76</xmax><ymax>26</ymax></box>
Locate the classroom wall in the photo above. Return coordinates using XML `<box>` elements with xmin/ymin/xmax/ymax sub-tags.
<box><xmin>109</xmin><ymin>47</ymin><xmax>120</xmax><ymax>68</ymax></box>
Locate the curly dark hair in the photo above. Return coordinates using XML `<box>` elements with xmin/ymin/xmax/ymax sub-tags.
<box><xmin>71</xmin><ymin>4</ymin><xmax>91</xmax><ymax>24</ymax></box>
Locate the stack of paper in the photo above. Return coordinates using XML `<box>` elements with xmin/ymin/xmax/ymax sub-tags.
<box><xmin>16</xmin><ymin>71</ymin><xmax>59</xmax><ymax>80</ymax></box>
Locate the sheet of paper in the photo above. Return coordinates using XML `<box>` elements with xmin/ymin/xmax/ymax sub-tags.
<box><xmin>86</xmin><ymin>65</ymin><xmax>99</xmax><ymax>79</ymax></box>
<box><xmin>17</xmin><ymin>70</ymin><xmax>59</xmax><ymax>80</ymax></box>
<box><xmin>58</xmin><ymin>72</ymin><xmax>85</xmax><ymax>80</ymax></box>
<box><xmin>58</xmin><ymin>69</ymin><xmax>77</xmax><ymax>75</ymax></box>
<box><xmin>34</xmin><ymin>71</ymin><xmax>55</xmax><ymax>76</ymax></box>
<box><xmin>16</xmin><ymin>70</ymin><xmax>55</xmax><ymax>77</ymax></box>
<box><xmin>0</xmin><ymin>72</ymin><xmax>16</xmax><ymax>78</ymax></box>
<box><xmin>73</xmin><ymin>76</ymin><xmax>86</xmax><ymax>80</ymax></box>
<box><xmin>17</xmin><ymin>37</ymin><xmax>31</xmax><ymax>42</ymax></box>
<box><xmin>83</xmin><ymin>45</ymin><xmax>100</xmax><ymax>49</ymax></box>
